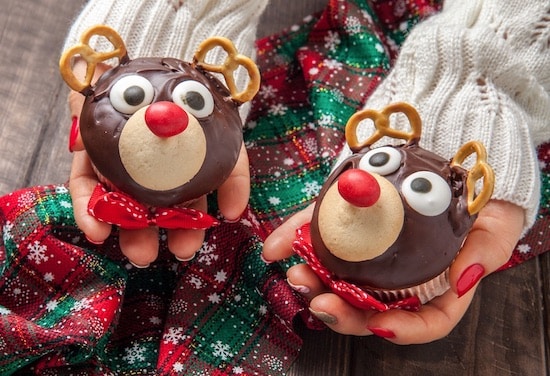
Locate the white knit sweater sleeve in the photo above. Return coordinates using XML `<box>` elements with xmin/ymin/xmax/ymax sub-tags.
<box><xmin>63</xmin><ymin>0</ymin><xmax>268</xmax><ymax>119</ymax></box>
<box><xmin>338</xmin><ymin>0</ymin><xmax>550</xmax><ymax>233</ymax></box>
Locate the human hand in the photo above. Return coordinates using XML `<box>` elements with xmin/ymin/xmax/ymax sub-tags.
<box><xmin>68</xmin><ymin>60</ymin><xmax>250</xmax><ymax>267</ymax></box>
<box><xmin>262</xmin><ymin>200</ymin><xmax>523</xmax><ymax>344</ymax></box>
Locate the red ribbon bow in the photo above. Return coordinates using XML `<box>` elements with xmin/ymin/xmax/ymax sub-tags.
<box><xmin>87</xmin><ymin>183</ymin><xmax>218</xmax><ymax>230</ymax></box>
<box><xmin>293</xmin><ymin>223</ymin><xmax>421</xmax><ymax>312</ymax></box>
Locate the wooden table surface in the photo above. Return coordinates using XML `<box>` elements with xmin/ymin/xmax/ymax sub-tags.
<box><xmin>0</xmin><ymin>0</ymin><xmax>548</xmax><ymax>375</ymax></box>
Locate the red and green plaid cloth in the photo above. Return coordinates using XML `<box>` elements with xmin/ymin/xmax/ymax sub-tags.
<box><xmin>0</xmin><ymin>0</ymin><xmax>548</xmax><ymax>374</ymax></box>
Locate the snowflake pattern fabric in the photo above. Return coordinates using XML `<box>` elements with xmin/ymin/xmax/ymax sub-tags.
<box><xmin>0</xmin><ymin>0</ymin><xmax>548</xmax><ymax>375</ymax></box>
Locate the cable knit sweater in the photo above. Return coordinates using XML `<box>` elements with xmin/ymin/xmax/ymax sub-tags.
<box><xmin>65</xmin><ymin>0</ymin><xmax>550</xmax><ymax>235</ymax></box>
<box><xmin>337</xmin><ymin>0</ymin><xmax>550</xmax><ymax>234</ymax></box>
<box><xmin>63</xmin><ymin>0</ymin><xmax>268</xmax><ymax>121</ymax></box>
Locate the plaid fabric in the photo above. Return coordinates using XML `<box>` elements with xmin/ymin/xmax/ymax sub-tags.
<box><xmin>0</xmin><ymin>0</ymin><xmax>547</xmax><ymax>374</ymax></box>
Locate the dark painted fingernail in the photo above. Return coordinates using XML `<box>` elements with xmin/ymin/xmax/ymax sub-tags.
<box><xmin>309</xmin><ymin>308</ymin><xmax>338</xmax><ymax>325</ymax></box>
<box><xmin>457</xmin><ymin>263</ymin><xmax>485</xmax><ymax>298</ymax></box>
<box><xmin>368</xmin><ymin>327</ymin><xmax>396</xmax><ymax>339</ymax></box>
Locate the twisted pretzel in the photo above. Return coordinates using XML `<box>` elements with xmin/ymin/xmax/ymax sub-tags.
<box><xmin>193</xmin><ymin>37</ymin><xmax>260</xmax><ymax>103</ymax></box>
<box><xmin>451</xmin><ymin>141</ymin><xmax>495</xmax><ymax>215</ymax></box>
<box><xmin>345</xmin><ymin>102</ymin><xmax>422</xmax><ymax>153</ymax></box>
<box><xmin>60</xmin><ymin>25</ymin><xmax>128</xmax><ymax>93</ymax></box>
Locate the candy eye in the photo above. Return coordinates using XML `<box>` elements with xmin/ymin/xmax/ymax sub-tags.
<box><xmin>359</xmin><ymin>146</ymin><xmax>402</xmax><ymax>176</ymax></box>
<box><xmin>401</xmin><ymin>171</ymin><xmax>452</xmax><ymax>216</ymax></box>
<box><xmin>172</xmin><ymin>80</ymin><xmax>215</xmax><ymax>118</ymax></box>
<box><xmin>110</xmin><ymin>75</ymin><xmax>155</xmax><ymax>114</ymax></box>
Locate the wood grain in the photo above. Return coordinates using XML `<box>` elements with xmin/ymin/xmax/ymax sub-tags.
<box><xmin>0</xmin><ymin>0</ymin><xmax>547</xmax><ymax>375</ymax></box>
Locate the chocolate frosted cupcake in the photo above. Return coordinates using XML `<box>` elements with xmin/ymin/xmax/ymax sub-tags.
<box><xmin>293</xmin><ymin>103</ymin><xmax>494</xmax><ymax>310</ymax></box>
<box><xmin>60</xmin><ymin>26</ymin><xmax>260</xmax><ymax>230</ymax></box>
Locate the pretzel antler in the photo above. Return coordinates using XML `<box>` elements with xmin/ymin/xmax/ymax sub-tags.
<box><xmin>193</xmin><ymin>37</ymin><xmax>260</xmax><ymax>103</ymax></box>
<box><xmin>345</xmin><ymin>102</ymin><xmax>422</xmax><ymax>153</ymax></box>
<box><xmin>451</xmin><ymin>141</ymin><xmax>495</xmax><ymax>215</ymax></box>
<box><xmin>60</xmin><ymin>25</ymin><xmax>128</xmax><ymax>94</ymax></box>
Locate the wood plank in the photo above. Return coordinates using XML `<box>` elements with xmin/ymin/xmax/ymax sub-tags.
<box><xmin>289</xmin><ymin>259</ymin><xmax>547</xmax><ymax>375</ymax></box>
<box><xmin>0</xmin><ymin>0</ymin><xmax>86</xmax><ymax>195</ymax></box>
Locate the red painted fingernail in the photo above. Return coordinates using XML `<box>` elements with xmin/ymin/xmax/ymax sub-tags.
<box><xmin>457</xmin><ymin>263</ymin><xmax>485</xmax><ymax>298</ymax></box>
<box><xmin>69</xmin><ymin>116</ymin><xmax>79</xmax><ymax>152</ymax></box>
<box><xmin>368</xmin><ymin>327</ymin><xmax>395</xmax><ymax>339</ymax></box>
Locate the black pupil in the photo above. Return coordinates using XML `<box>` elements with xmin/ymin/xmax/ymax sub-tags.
<box><xmin>411</xmin><ymin>177</ymin><xmax>432</xmax><ymax>193</ymax></box>
<box><xmin>369</xmin><ymin>152</ymin><xmax>390</xmax><ymax>167</ymax></box>
<box><xmin>123</xmin><ymin>86</ymin><xmax>146</xmax><ymax>106</ymax></box>
<box><xmin>183</xmin><ymin>91</ymin><xmax>205</xmax><ymax>111</ymax></box>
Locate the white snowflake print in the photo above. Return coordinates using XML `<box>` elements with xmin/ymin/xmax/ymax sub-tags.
<box><xmin>344</xmin><ymin>16</ymin><xmax>362</xmax><ymax>34</ymax></box>
<box><xmin>302</xmin><ymin>137</ymin><xmax>318</xmax><ymax>155</ymax></box>
<box><xmin>46</xmin><ymin>300</ymin><xmax>58</xmax><ymax>312</ymax></box>
<box><xmin>169</xmin><ymin>299</ymin><xmax>189</xmax><ymax>315</ymax></box>
<box><xmin>517</xmin><ymin>243</ymin><xmax>531</xmax><ymax>254</ymax></box>
<box><xmin>150</xmin><ymin>316</ymin><xmax>162</xmax><ymax>325</ymax></box>
<box><xmin>324</xmin><ymin>30</ymin><xmax>341</xmax><ymax>52</ymax></box>
<box><xmin>318</xmin><ymin>113</ymin><xmax>335</xmax><ymax>127</ymax></box>
<box><xmin>301</xmin><ymin>181</ymin><xmax>322</xmax><ymax>197</ymax></box>
<box><xmin>188</xmin><ymin>275</ymin><xmax>204</xmax><ymax>289</ymax></box>
<box><xmin>323</xmin><ymin>58</ymin><xmax>343</xmax><ymax>71</ymax></box>
<box><xmin>259</xmin><ymin>305</ymin><xmax>268</xmax><ymax>315</ymax></box>
<box><xmin>268</xmin><ymin>196</ymin><xmax>281</xmax><ymax>206</ymax></box>
<box><xmin>330</xmin><ymin>88</ymin><xmax>345</xmax><ymax>103</ymax></box>
<box><xmin>27</xmin><ymin>241</ymin><xmax>49</xmax><ymax>265</ymax></box>
<box><xmin>197</xmin><ymin>242</ymin><xmax>219</xmax><ymax>266</ymax></box>
<box><xmin>0</xmin><ymin>307</ymin><xmax>11</xmax><ymax>315</ymax></box>
<box><xmin>3</xmin><ymin>221</ymin><xmax>14</xmax><ymax>241</ymax></box>
<box><xmin>163</xmin><ymin>327</ymin><xmax>188</xmax><ymax>345</ymax></box>
<box><xmin>55</xmin><ymin>185</ymin><xmax>69</xmax><ymax>194</ymax></box>
<box><xmin>268</xmin><ymin>103</ymin><xmax>288</xmax><ymax>116</ymax></box>
<box><xmin>17</xmin><ymin>191</ymin><xmax>36</xmax><ymax>207</ymax></box>
<box><xmin>59</xmin><ymin>200</ymin><xmax>72</xmax><ymax>209</ymax></box>
<box><xmin>73</xmin><ymin>297</ymin><xmax>93</xmax><ymax>312</ymax></box>
<box><xmin>211</xmin><ymin>340</ymin><xmax>233</xmax><ymax>361</ymax></box>
<box><xmin>122</xmin><ymin>342</ymin><xmax>147</xmax><ymax>364</ymax></box>
<box><xmin>259</xmin><ymin>84</ymin><xmax>277</xmax><ymax>99</ymax></box>
<box><xmin>173</xmin><ymin>362</ymin><xmax>184</xmax><ymax>372</ymax></box>
<box><xmin>262</xmin><ymin>355</ymin><xmax>284</xmax><ymax>372</ymax></box>
<box><xmin>214</xmin><ymin>270</ymin><xmax>228</xmax><ymax>283</ymax></box>
<box><xmin>43</xmin><ymin>272</ymin><xmax>54</xmax><ymax>282</ymax></box>
<box><xmin>88</xmin><ymin>316</ymin><xmax>105</xmax><ymax>337</ymax></box>
<box><xmin>283</xmin><ymin>158</ymin><xmax>295</xmax><ymax>166</ymax></box>
<box><xmin>232</xmin><ymin>366</ymin><xmax>244</xmax><ymax>374</ymax></box>
<box><xmin>208</xmin><ymin>293</ymin><xmax>221</xmax><ymax>304</ymax></box>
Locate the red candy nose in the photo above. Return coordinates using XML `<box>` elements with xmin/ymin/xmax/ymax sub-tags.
<box><xmin>144</xmin><ymin>101</ymin><xmax>189</xmax><ymax>137</ymax></box>
<box><xmin>337</xmin><ymin>169</ymin><xmax>381</xmax><ymax>207</ymax></box>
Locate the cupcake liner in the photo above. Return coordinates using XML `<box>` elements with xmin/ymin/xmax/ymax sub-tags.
<box><xmin>366</xmin><ymin>269</ymin><xmax>451</xmax><ymax>305</ymax></box>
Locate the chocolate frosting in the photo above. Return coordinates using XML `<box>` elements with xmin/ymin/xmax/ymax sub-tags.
<box><xmin>310</xmin><ymin>143</ymin><xmax>475</xmax><ymax>290</ymax></box>
<box><xmin>79</xmin><ymin>57</ymin><xmax>243</xmax><ymax>207</ymax></box>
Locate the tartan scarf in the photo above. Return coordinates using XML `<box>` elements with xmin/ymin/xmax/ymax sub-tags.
<box><xmin>0</xmin><ymin>0</ymin><xmax>548</xmax><ymax>374</ymax></box>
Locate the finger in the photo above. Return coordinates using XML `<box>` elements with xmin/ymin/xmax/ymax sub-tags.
<box><xmin>217</xmin><ymin>142</ymin><xmax>250</xmax><ymax>221</ymax></box>
<box><xmin>449</xmin><ymin>200</ymin><xmax>523</xmax><ymax>297</ymax></box>
<box><xmin>286</xmin><ymin>263</ymin><xmax>328</xmax><ymax>300</ymax></box>
<box><xmin>308</xmin><ymin>293</ymin><xmax>374</xmax><ymax>336</ymax></box>
<box><xmin>119</xmin><ymin>227</ymin><xmax>160</xmax><ymax>268</ymax></box>
<box><xmin>69</xmin><ymin>151</ymin><xmax>112</xmax><ymax>243</ymax></box>
<box><xmin>262</xmin><ymin>204</ymin><xmax>315</xmax><ymax>262</ymax></box>
<box><xmin>364</xmin><ymin>286</ymin><xmax>477</xmax><ymax>345</ymax></box>
<box><xmin>167</xmin><ymin>196</ymin><xmax>208</xmax><ymax>261</ymax></box>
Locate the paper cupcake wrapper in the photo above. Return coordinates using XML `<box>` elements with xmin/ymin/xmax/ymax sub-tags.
<box><xmin>366</xmin><ymin>269</ymin><xmax>450</xmax><ymax>305</ymax></box>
